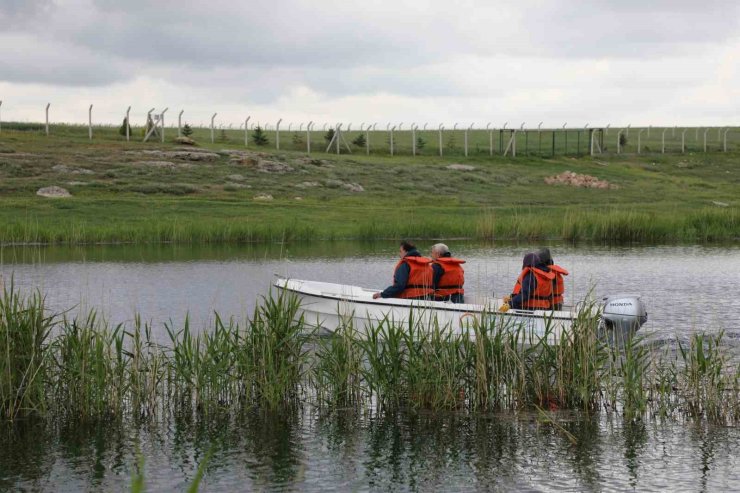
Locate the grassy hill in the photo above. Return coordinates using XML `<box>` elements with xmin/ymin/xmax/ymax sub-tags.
<box><xmin>0</xmin><ymin>124</ymin><xmax>737</xmax><ymax>244</ymax></box>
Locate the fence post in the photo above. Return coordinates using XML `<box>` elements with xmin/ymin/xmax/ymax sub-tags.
<box><xmin>306</xmin><ymin>121</ymin><xmax>312</xmax><ymax>154</ymax></box>
<box><xmin>723</xmin><ymin>128</ymin><xmax>730</xmax><ymax>152</ymax></box>
<box><xmin>88</xmin><ymin>104</ymin><xmax>93</xmax><ymax>140</ymax></box>
<box><xmin>562</xmin><ymin>123</ymin><xmax>567</xmax><ymax>154</ymax></box>
<box><xmin>160</xmin><ymin>108</ymin><xmax>168</xmax><ymax>142</ymax></box>
<box><xmin>0</xmin><ymin>100</ymin><xmax>3</xmax><ymax>133</ymax></box>
<box><xmin>210</xmin><ymin>113</ymin><xmax>217</xmax><ymax>143</ymax></box>
<box><xmin>681</xmin><ymin>128</ymin><xmax>687</xmax><ymax>153</ymax></box>
<box><xmin>537</xmin><ymin>121</ymin><xmax>543</xmax><ymax>154</ymax></box>
<box><xmin>638</xmin><ymin>129</ymin><xmax>645</xmax><ymax>154</ymax></box>
<box><xmin>125</xmin><ymin>107</ymin><xmax>131</xmax><ymax>142</ymax></box>
<box><xmin>617</xmin><ymin>129</ymin><xmax>623</xmax><ymax>154</ymax></box>
<box><xmin>276</xmin><ymin>118</ymin><xmax>282</xmax><ymax>150</ymax></box>
<box><xmin>45</xmin><ymin>103</ymin><xmax>50</xmax><ymax>136</ymax></box>
<box><xmin>412</xmin><ymin>124</ymin><xmax>417</xmax><ymax>156</ymax></box>
<box><xmin>487</xmin><ymin>123</ymin><xmax>493</xmax><ymax>156</ymax></box>
<box><xmin>464</xmin><ymin>125</ymin><xmax>469</xmax><ymax>157</ymax></box>
<box><xmin>178</xmin><ymin>110</ymin><xmax>184</xmax><ymax>138</ymax></box>
<box><xmin>366</xmin><ymin>124</ymin><xmax>370</xmax><ymax>155</ymax></box>
<box><xmin>438</xmin><ymin>125</ymin><xmax>444</xmax><ymax>157</ymax></box>
<box><xmin>703</xmin><ymin>128</ymin><xmax>709</xmax><ymax>152</ymax></box>
<box><xmin>390</xmin><ymin>126</ymin><xmax>395</xmax><ymax>156</ymax></box>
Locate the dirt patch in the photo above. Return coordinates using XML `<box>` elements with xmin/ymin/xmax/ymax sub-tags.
<box><xmin>544</xmin><ymin>171</ymin><xmax>617</xmax><ymax>189</ymax></box>
<box><xmin>37</xmin><ymin>186</ymin><xmax>71</xmax><ymax>198</ymax></box>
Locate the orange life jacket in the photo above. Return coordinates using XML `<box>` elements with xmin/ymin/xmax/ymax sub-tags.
<box><xmin>394</xmin><ymin>255</ymin><xmax>434</xmax><ymax>299</ymax></box>
<box><xmin>511</xmin><ymin>266</ymin><xmax>555</xmax><ymax>310</ymax></box>
<box><xmin>549</xmin><ymin>264</ymin><xmax>569</xmax><ymax>306</ymax></box>
<box><xmin>432</xmin><ymin>257</ymin><xmax>465</xmax><ymax>298</ymax></box>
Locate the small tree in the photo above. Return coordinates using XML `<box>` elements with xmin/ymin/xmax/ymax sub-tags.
<box><xmin>352</xmin><ymin>133</ymin><xmax>366</xmax><ymax>147</ymax></box>
<box><xmin>292</xmin><ymin>132</ymin><xmax>303</xmax><ymax>146</ymax></box>
<box><xmin>252</xmin><ymin>126</ymin><xmax>269</xmax><ymax>146</ymax></box>
<box><xmin>182</xmin><ymin>123</ymin><xmax>193</xmax><ymax>137</ymax></box>
<box><xmin>619</xmin><ymin>133</ymin><xmax>628</xmax><ymax>148</ymax></box>
<box><xmin>118</xmin><ymin>117</ymin><xmax>131</xmax><ymax>137</ymax></box>
<box><xmin>324</xmin><ymin>128</ymin><xmax>335</xmax><ymax>144</ymax></box>
<box><xmin>219</xmin><ymin>128</ymin><xmax>229</xmax><ymax>142</ymax></box>
<box><xmin>416</xmin><ymin>136</ymin><xmax>426</xmax><ymax>150</ymax></box>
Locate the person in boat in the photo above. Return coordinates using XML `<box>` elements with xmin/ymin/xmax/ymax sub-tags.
<box><xmin>372</xmin><ymin>240</ymin><xmax>433</xmax><ymax>300</ymax></box>
<box><xmin>536</xmin><ymin>247</ymin><xmax>569</xmax><ymax>310</ymax></box>
<box><xmin>430</xmin><ymin>243</ymin><xmax>465</xmax><ymax>303</ymax></box>
<box><xmin>501</xmin><ymin>252</ymin><xmax>555</xmax><ymax>311</ymax></box>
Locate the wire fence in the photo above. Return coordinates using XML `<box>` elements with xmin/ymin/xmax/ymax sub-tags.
<box><xmin>0</xmin><ymin>103</ymin><xmax>737</xmax><ymax>158</ymax></box>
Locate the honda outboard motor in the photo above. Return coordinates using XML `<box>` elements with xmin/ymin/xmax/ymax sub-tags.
<box><xmin>600</xmin><ymin>295</ymin><xmax>647</xmax><ymax>337</ymax></box>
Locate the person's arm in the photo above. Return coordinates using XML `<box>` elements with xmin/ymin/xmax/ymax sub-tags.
<box><xmin>380</xmin><ymin>262</ymin><xmax>410</xmax><ymax>298</ymax></box>
<box><xmin>510</xmin><ymin>272</ymin><xmax>536</xmax><ymax>309</ymax></box>
<box><xmin>432</xmin><ymin>263</ymin><xmax>444</xmax><ymax>290</ymax></box>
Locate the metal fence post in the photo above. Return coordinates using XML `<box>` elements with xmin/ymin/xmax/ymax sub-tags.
<box><xmin>703</xmin><ymin>128</ymin><xmax>709</xmax><ymax>152</ymax></box>
<box><xmin>661</xmin><ymin>128</ymin><xmax>668</xmax><ymax>153</ymax></box>
<box><xmin>45</xmin><ymin>103</ymin><xmax>50</xmax><ymax>136</ymax></box>
<box><xmin>438</xmin><ymin>125</ymin><xmax>444</xmax><ymax>157</ymax></box>
<box><xmin>617</xmin><ymin>129</ymin><xmax>623</xmax><ymax>154</ymax></box>
<box><xmin>178</xmin><ymin>110</ymin><xmax>184</xmax><ymax>138</ymax></box>
<box><xmin>276</xmin><ymin>118</ymin><xmax>282</xmax><ymax>150</ymax></box>
<box><xmin>211</xmin><ymin>113</ymin><xmax>217</xmax><ymax>143</ymax></box>
<box><xmin>681</xmin><ymin>128</ymin><xmax>687</xmax><ymax>153</ymax></box>
<box><xmin>125</xmin><ymin>106</ymin><xmax>131</xmax><ymax>142</ymax></box>
<box><xmin>88</xmin><ymin>104</ymin><xmax>93</xmax><ymax>140</ymax></box>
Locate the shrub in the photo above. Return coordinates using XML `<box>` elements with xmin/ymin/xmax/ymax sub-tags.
<box><xmin>118</xmin><ymin>118</ymin><xmax>131</xmax><ymax>137</ymax></box>
<box><xmin>182</xmin><ymin>123</ymin><xmax>193</xmax><ymax>137</ymax></box>
<box><xmin>324</xmin><ymin>128</ymin><xmax>335</xmax><ymax>143</ymax></box>
<box><xmin>352</xmin><ymin>134</ymin><xmax>366</xmax><ymax>147</ymax></box>
<box><xmin>252</xmin><ymin>126</ymin><xmax>269</xmax><ymax>146</ymax></box>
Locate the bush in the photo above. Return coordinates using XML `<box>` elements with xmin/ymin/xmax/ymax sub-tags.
<box><xmin>619</xmin><ymin>133</ymin><xmax>628</xmax><ymax>147</ymax></box>
<box><xmin>182</xmin><ymin>123</ymin><xmax>193</xmax><ymax>137</ymax></box>
<box><xmin>416</xmin><ymin>136</ymin><xmax>426</xmax><ymax>150</ymax></box>
<box><xmin>118</xmin><ymin>117</ymin><xmax>131</xmax><ymax>137</ymax></box>
<box><xmin>352</xmin><ymin>134</ymin><xmax>366</xmax><ymax>147</ymax></box>
<box><xmin>252</xmin><ymin>126</ymin><xmax>269</xmax><ymax>146</ymax></box>
<box><xmin>324</xmin><ymin>128</ymin><xmax>335</xmax><ymax>143</ymax></box>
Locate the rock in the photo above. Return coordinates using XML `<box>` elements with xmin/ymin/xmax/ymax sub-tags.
<box><xmin>712</xmin><ymin>201</ymin><xmax>729</xmax><ymax>207</ymax></box>
<box><xmin>343</xmin><ymin>182</ymin><xmax>365</xmax><ymax>192</ymax></box>
<box><xmin>174</xmin><ymin>136</ymin><xmax>197</xmax><ymax>145</ymax></box>
<box><xmin>226</xmin><ymin>174</ymin><xmax>246</xmax><ymax>182</ymax></box>
<box><xmin>294</xmin><ymin>181</ymin><xmax>321</xmax><ymax>188</ymax></box>
<box><xmin>230</xmin><ymin>156</ymin><xmax>260</xmax><ymax>166</ymax></box>
<box><xmin>132</xmin><ymin>160</ymin><xmax>180</xmax><ymax>168</ymax></box>
<box><xmin>67</xmin><ymin>181</ymin><xmax>89</xmax><ymax>186</ymax></box>
<box><xmin>446</xmin><ymin>164</ymin><xmax>476</xmax><ymax>171</ymax></box>
<box><xmin>544</xmin><ymin>171</ymin><xmax>617</xmax><ymax>189</ymax></box>
<box><xmin>52</xmin><ymin>164</ymin><xmax>94</xmax><ymax>175</ymax></box>
<box><xmin>294</xmin><ymin>196</ymin><xmax>303</xmax><ymax>201</ymax></box>
<box><xmin>254</xmin><ymin>193</ymin><xmax>273</xmax><ymax>201</ymax></box>
<box><xmin>257</xmin><ymin>160</ymin><xmax>294</xmax><ymax>173</ymax></box>
<box><xmin>37</xmin><ymin>186</ymin><xmax>71</xmax><ymax>198</ymax></box>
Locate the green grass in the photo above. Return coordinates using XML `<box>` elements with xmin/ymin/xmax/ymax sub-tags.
<box><xmin>3</xmin><ymin>282</ymin><xmax>739</xmax><ymax>425</ymax></box>
<box><xmin>0</xmin><ymin>124</ymin><xmax>738</xmax><ymax>245</ymax></box>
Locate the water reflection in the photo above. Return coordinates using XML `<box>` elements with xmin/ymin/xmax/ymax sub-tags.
<box><xmin>2</xmin><ymin>409</ymin><xmax>740</xmax><ymax>491</ymax></box>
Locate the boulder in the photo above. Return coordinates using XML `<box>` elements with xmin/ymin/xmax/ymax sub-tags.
<box><xmin>446</xmin><ymin>164</ymin><xmax>476</xmax><ymax>171</ymax></box>
<box><xmin>174</xmin><ymin>136</ymin><xmax>197</xmax><ymax>145</ymax></box>
<box><xmin>544</xmin><ymin>171</ymin><xmax>616</xmax><ymax>189</ymax></box>
<box><xmin>254</xmin><ymin>193</ymin><xmax>273</xmax><ymax>201</ymax></box>
<box><xmin>257</xmin><ymin>160</ymin><xmax>294</xmax><ymax>173</ymax></box>
<box><xmin>37</xmin><ymin>186</ymin><xmax>71</xmax><ymax>198</ymax></box>
<box><xmin>226</xmin><ymin>174</ymin><xmax>246</xmax><ymax>182</ymax></box>
<box><xmin>343</xmin><ymin>183</ymin><xmax>365</xmax><ymax>192</ymax></box>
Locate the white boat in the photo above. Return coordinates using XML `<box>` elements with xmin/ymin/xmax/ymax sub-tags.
<box><xmin>274</xmin><ymin>278</ymin><xmax>647</xmax><ymax>343</ymax></box>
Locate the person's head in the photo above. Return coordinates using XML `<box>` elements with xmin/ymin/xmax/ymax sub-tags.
<box><xmin>536</xmin><ymin>247</ymin><xmax>553</xmax><ymax>265</ymax></box>
<box><xmin>522</xmin><ymin>252</ymin><xmax>541</xmax><ymax>268</ymax></box>
<box><xmin>430</xmin><ymin>243</ymin><xmax>449</xmax><ymax>259</ymax></box>
<box><xmin>399</xmin><ymin>240</ymin><xmax>416</xmax><ymax>257</ymax></box>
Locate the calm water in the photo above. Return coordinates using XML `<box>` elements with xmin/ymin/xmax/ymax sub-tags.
<box><xmin>1</xmin><ymin>241</ymin><xmax>740</xmax><ymax>491</ymax></box>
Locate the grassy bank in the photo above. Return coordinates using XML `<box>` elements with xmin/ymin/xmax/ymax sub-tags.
<box><xmin>2</xmin><ymin>284</ymin><xmax>739</xmax><ymax>424</ymax></box>
<box><xmin>0</xmin><ymin>125</ymin><xmax>738</xmax><ymax>244</ymax></box>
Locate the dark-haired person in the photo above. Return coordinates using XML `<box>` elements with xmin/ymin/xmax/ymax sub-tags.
<box><xmin>536</xmin><ymin>247</ymin><xmax>569</xmax><ymax>310</ymax></box>
<box><xmin>430</xmin><ymin>243</ymin><xmax>465</xmax><ymax>303</ymax></box>
<box><xmin>373</xmin><ymin>240</ymin><xmax>433</xmax><ymax>300</ymax></box>
<box><xmin>502</xmin><ymin>252</ymin><xmax>555</xmax><ymax>311</ymax></box>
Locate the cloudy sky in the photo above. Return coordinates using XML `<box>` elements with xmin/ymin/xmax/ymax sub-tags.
<box><xmin>1</xmin><ymin>0</ymin><xmax>739</xmax><ymax>128</ymax></box>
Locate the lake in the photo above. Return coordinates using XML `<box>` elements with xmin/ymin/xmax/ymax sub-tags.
<box><xmin>1</xmin><ymin>241</ymin><xmax>739</xmax><ymax>491</ymax></box>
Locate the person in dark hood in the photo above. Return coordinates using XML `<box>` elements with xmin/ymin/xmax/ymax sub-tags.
<box><xmin>536</xmin><ymin>247</ymin><xmax>569</xmax><ymax>310</ymax></box>
<box><xmin>503</xmin><ymin>252</ymin><xmax>555</xmax><ymax>310</ymax></box>
<box><xmin>373</xmin><ymin>240</ymin><xmax>433</xmax><ymax>300</ymax></box>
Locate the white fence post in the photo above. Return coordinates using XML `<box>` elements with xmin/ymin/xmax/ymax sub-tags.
<box><xmin>366</xmin><ymin>124</ymin><xmax>371</xmax><ymax>155</ymax></box>
<box><xmin>306</xmin><ymin>121</ymin><xmax>313</xmax><ymax>154</ymax></box>
<box><xmin>681</xmin><ymin>129</ymin><xmax>688</xmax><ymax>153</ymax></box>
<box><xmin>0</xmin><ymin>100</ymin><xmax>3</xmax><ymax>133</ymax></box>
<box><xmin>125</xmin><ymin>106</ymin><xmax>131</xmax><ymax>142</ymax></box>
<box><xmin>178</xmin><ymin>110</ymin><xmax>184</xmax><ymax>138</ymax></box>
<box><xmin>245</xmin><ymin>116</ymin><xmax>250</xmax><ymax>147</ymax></box>
<box><xmin>276</xmin><ymin>118</ymin><xmax>282</xmax><ymax>150</ymax></box>
<box><xmin>390</xmin><ymin>126</ymin><xmax>395</xmax><ymax>156</ymax></box>
<box><xmin>438</xmin><ymin>125</ymin><xmax>444</xmax><ymax>157</ymax></box>
<box><xmin>211</xmin><ymin>113</ymin><xmax>217</xmax><ymax>143</ymax></box>
<box><xmin>45</xmin><ymin>103</ymin><xmax>50</xmax><ymax>136</ymax></box>
<box><xmin>617</xmin><ymin>129</ymin><xmax>623</xmax><ymax>154</ymax></box>
<box><xmin>723</xmin><ymin>128</ymin><xmax>730</xmax><ymax>152</ymax></box>
<box><xmin>88</xmin><ymin>104</ymin><xmax>93</xmax><ymax>140</ymax></box>
<box><xmin>412</xmin><ymin>124</ymin><xmax>416</xmax><ymax>156</ymax></box>
<box><xmin>703</xmin><ymin>128</ymin><xmax>709</xmax><ymax>152</ymax></box>
<box><xmin>160</xmin><ymin>108</ymin><xmax>168</xmax><ymax>142</ymax></box>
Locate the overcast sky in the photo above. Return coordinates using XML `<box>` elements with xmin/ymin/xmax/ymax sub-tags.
<box><xmin>1</xmin><ymin>0</ymin><xmax>739</xmax><ymax>127</ymax></box>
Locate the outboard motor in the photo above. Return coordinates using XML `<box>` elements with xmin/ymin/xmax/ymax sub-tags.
<box><xmin>600</xmin><ymin>295</ymin><xmax>647</xmax><ymax>339</ymax></box>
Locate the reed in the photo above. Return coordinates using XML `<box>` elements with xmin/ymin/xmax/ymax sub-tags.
<box><xmin>2</xmin><ymin>281</ymin><xmax>739</xmax><ymax>425</ymax></box>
